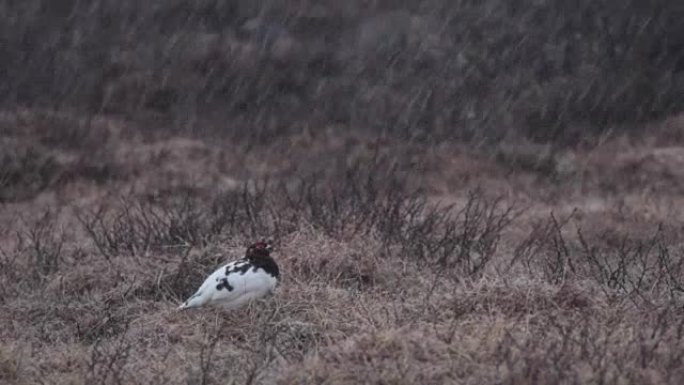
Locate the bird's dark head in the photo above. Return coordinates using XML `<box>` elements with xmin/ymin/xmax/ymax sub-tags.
<box><xmin>246</xmin><ymin>240</ymin><xmax>273</xmax><ymax>259</ymax></box>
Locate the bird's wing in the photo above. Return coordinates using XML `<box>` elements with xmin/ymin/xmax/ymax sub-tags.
<box><xmin>180</xmin><ymin>259</ymin><xmax>247</xmax><ymax>308</ymax></box>
<box><xmin>223</xmin><ymin>266</ymin><xmax>278</xmax><ymax>297</ymax></box>
<box><xmin>201</xmin><ymin>260</ymin><xmax>251</xmax><ymax>300</ymax></box>
<box><xmin>180</xmin><ymin>257</ymin><xmax>279</xmax><ymax>309</ymax></box>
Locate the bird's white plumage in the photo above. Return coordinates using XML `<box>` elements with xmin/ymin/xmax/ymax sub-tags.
<box><xmin>178</xmin><ymin>243</ymin><xmax>279</xmax><ymax>310</ymax></box>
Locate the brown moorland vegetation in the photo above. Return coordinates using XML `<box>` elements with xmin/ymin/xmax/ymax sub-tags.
<box><xmin>2</xmin><ymin>1</ymin><xmax>684</xmax><ymax>384</ymax></box>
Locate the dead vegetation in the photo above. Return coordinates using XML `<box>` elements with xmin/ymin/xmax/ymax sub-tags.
<box><xmin>1</xmin><ymin>0</ymin><xmax>682</xmax><ymax>144</ymax></box>
<box><xmin>2</xmin><ymin>1</ymin><xmax>684</xmax><ymax>384</ymax></box>
<box><xmin>2</xmin><ymin>117</ymin><xmax>684</xmax><ymax>384</ymax></box>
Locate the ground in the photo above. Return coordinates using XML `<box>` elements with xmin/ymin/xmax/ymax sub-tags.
<box><xmin>1</xmin><ymin>1</ymin><xmax>683</xmax><ymax>383</ymax></box>
<box><xmin>1</xmin><ymin>110</ymin><xmax>684</xmax><ymax>384</ymax></box>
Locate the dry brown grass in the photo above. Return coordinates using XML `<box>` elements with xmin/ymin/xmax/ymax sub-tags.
<box><xmin>1</xmin><ymin>111</ymin><xmax>684</xmax><ymax>384</ymax></box>
<box><xmin>2</xmin><ymin>2</ymin><xmax>683</xmax><ymax>382</ymax></box>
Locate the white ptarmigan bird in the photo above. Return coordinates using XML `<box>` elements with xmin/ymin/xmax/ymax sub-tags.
<box><xmin>178</xmin><ymin>240</ymin><xmax>280</xmax><ymax>310</ymax></box>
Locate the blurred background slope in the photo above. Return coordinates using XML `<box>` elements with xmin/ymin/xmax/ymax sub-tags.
<box><xmin>1</xmin><ymin>0</ymin><xmax>682</xmax><ymax>144</ymax></box>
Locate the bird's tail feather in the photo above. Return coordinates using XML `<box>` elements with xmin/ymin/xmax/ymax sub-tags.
<box><xmin>178</xmin><ymin>292</ymin><xmax>205</xmax><ymax>310</ymax></box>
